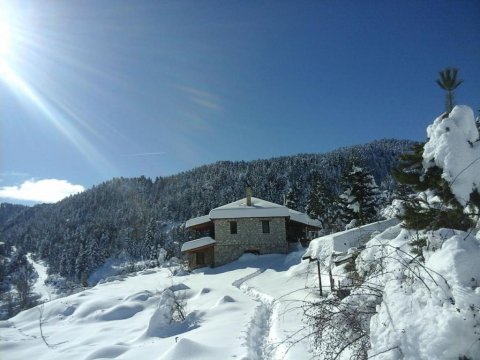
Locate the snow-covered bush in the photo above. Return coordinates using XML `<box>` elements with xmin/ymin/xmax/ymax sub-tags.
<box><xmin>306</xmin><ymin>223</ymin><xmax>480</xmax><ymax>359</ymax></box>
<box><xmin>364</xmin><ymin>227</ymin><xmax>480</xmax><ymax>359</ymax></box>
<box><xmin>394</xmin><ymin>105</ymin><xmax>480</xmax><ymax>230</ymax></box>
<box><xmin>144</xmin><ymin>289</ymin><xmax>192</xmax><ymax>339</ymax></box>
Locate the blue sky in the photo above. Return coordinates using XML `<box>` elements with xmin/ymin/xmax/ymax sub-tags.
<box><xmin>1</xmin><ymin>0</ymin><xmax>479</xmax><ymax>204</ymax></box>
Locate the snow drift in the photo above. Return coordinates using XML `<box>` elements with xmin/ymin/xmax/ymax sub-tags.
<box><xmin>423</xmin><ymin>105</ymin><xmax>480</xmax><ymax>206</ymax></box>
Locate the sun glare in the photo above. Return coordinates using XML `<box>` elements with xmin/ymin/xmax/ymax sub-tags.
<box><xmin>0</xmin><ymin>2</ymin><xmax>117</xmax><ymax>177</ymax></box>
<box><xmin>0</xmin><ymin>2</ymin><xmax>15</xmax><ymax>62</ymax></box>
<box><xmin>0</xmin><ymin>20</ymin><xmax>11</xmax><ymax>57</ymax></box>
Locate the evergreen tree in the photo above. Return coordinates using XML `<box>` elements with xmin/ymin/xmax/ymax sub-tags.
<box><xmin>338</xmin><ymin>165</ymin><xmax>381</xmax><ymax>227</ymax></box>
<box><xmin>75</xmin><ymin>244</ymin><xmax>89</xmax><ymax>286</ymax></box>
<box><xmin>125</xmin><ymin>234</ymin><xmax>140</xmax><ymax>261</ymax></box>
<box><xmin>393</xmin><ymin>183</ymin><xmax>415</xmax><ymax>202</ymax></box>
<box><xmin>305</xmin><ymin>178</ymin><xmax>338</xmax><ymax>234</ymax></box>
<box><xmin>144</xmin><ymin>218</ymin><xmax>158</xmax><ymax>266</ymax></box>
<box><xmin>436</xmin><ymin>67</ymin><xmax>463</xmax><ymax>113</ymax></box>
<box><xmin>393</xmin><ymin>143</ymin><xmax>475</xmax><ymax>231</ymax></box>
<box><xmin>86</xmin><ymin>236</ymin><xmax>106</xmax><ymax>274</ymax></box>
<box><xmin>0</xmin><ymin>140</ymin><xmax>411</xmax><ymax>287</ymax></box>
<box><xmin>285</xmin><ymin>186</ymin><xmax>300</xmax><ymax>211</ymax></box>
<box><xmin>59</xmin><ymin>250</ymin><xmax>71</xmax><ymax>278</ymax></box>
<box><xmin>12</xmin><ymin>266</ymin><xmax>34</xmax><ymax>310</ymax></box>
<box><xmin>391</xmin><ymin>143</ymin><xmax>425</xmax><ymax>196</ymax></box>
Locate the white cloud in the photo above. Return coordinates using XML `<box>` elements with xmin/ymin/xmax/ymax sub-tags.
<box><xmin>0</xmin><ymin>178</ymin><xmax>85</xmax><ymax>203</ymax></box>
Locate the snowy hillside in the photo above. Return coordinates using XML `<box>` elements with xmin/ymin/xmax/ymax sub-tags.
<box><xmin>0</xmin><ymin>139</ymin><xmax>411</xmax><ymax>292</ymax></box>
<box><xmin>305</xmin><ymin>225</ymin><xmax>480</xmax><ymax>359</ymax></box>
<box><xmin>4</xmin><ymin>222</ymin><xmax>479</xmax><ymax>359</ymax></box>
<box><xmin>300</xmin><ymin>105</ymin><xmax>480</xmax><ymax>359</ymax></box>
<box><xmin>0</xmin><ymin>250</ymin><xmax>326</xmax><ymax>360</ymax></box>
<box><xmin>3</xmin><ymin>222</ymin><xmax>480</xmax><ymax>360</ymax></box>
<box><xmin>2</xmin><ymin>106</ymin><xmax>479</xmax><ymax>359</ymax></box>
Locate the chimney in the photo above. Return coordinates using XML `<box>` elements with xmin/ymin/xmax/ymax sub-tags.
<box><xmin>246</xmin><ymin>186</ymin><xmax>252</xmax><ymax>206</ymax></box>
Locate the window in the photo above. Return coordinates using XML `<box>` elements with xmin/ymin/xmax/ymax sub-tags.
<box><xmin>196</xmin><ymin>252</ymin><xmax>205</xmax><ymax>265</ymax></box>
<box><xmin>262</xmin><ymin>220</ymin><xmax>270</xmax><ymax>234</ymax></box>
<box><xmin>230</xmin><ymin>221</ymin><xmax>237</xmax><ymax>234</ymax></box>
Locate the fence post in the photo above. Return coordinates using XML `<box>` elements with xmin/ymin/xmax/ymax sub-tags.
<box><xmin>316</xmin><ymin>260</ymin><xmax>323</xmax><ymax>297</ymax></box>
<box><xmin>329</xmin><ymin>267</ymin><xmax>335</xmax><ymax>292</ymax></box>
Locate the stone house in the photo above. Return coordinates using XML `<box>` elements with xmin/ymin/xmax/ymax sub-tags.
<box><xmin>181</xmin><ymin>189</ymin><xmax>322</xmax><ymax>269</ymax></box>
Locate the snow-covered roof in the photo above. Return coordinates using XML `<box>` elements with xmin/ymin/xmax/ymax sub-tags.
<box><xmin>185</xmin><ymin>215</ymin><xmax>212</xmax><ymax>229</ymax></box>
<box><xmin>185</xmin><ymin>197</ymin><xmax>321</xmax><ymax>227</ymax></box>
<box><xmin>209</xmin><ymin>197</ymin><xmax>290</xmax><ymax>219</ymax></box>
<box><xmin>181</xmin><ymin>237</ymin><xmax>216</xmax><ymax>252</ymax></box>
<box><xmin>288</xmin><ymin>209</ymin><xmax>322</xmax><ymax>228</ymax></box>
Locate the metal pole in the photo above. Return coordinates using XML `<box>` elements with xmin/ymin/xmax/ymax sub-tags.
<box><xmin>317</xmin><ymin>260</ymin><xmax>323</xmax><ymax>297</ymax></box>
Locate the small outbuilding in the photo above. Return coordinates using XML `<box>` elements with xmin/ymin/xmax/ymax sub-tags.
<box><xmin>181</xmin><ymin>188</ymin><xmax>321</xmax><ymax>269</ymax></box>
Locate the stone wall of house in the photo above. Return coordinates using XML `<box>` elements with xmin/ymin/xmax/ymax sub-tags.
<box><xmin>187</xmin><ymin>246</ymin><xmax>214</xmax><ymax>270</ymax></box>
<box><xmin>213</xmin><ymin>217</ymin><xmax>287</xmax><ymax>266</ymax></box>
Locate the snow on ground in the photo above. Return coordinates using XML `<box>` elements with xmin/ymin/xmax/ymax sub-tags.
<box><xmin>1</xmin><ymin>249</ymin><xmax>322</xmax><ymax>360</ymax></box>
<box><xmin>297</xmin><ymin>222</ymin><xmax>480</xmax><ymax>359</ymax></box>
<box><xmin>359</xmin><ymin>225</ymin><xmax>480</xmax><ymax>359</ymax></box>
<box><xmin>8</xmin><ymin>219</ymin><xmax>478</xmax><ymax>359</ymax></box>
<box><xmin>26</xmin><ymin>253</ymin><xmax>56</xmax><ymax>302</ymax></box>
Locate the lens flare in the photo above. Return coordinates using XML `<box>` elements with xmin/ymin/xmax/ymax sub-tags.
<box><xmin>0</xmin><ymin>20</ymin><xmax>12</xmax><ymax>58</ymax></box>
<box><xmin>0</xmin><ymin>2</ymin><xmax>117</xmax><ymax>177</ymax></box>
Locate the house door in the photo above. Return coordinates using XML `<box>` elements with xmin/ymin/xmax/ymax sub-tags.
<box><xmin>196</xmin><ymin>252</ymin><xmax>205</xmax><ymax>265</ymax></box>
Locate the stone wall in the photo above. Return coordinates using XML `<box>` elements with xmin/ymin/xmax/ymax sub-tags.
<box><xmin>187</xmin><ymin>246</ymin><xmax>214</xmax><ymax>270</ymax></box>
<box><xmin>213</xmin><ymin>217</ymin><xmax>287</xmax><ymax>266</ymax></box>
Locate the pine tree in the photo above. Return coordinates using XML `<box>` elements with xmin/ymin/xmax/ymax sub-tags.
<box><xmin>338</xmin><ymin>165</ymin><xmax>381</xmax><ymax>227</ymax></box>
<box><xmin>305</xmin><ymin>178</ymin><xmax>338</xmax><ymax>234</ymax></box>
<box><xmin>75</xmin><ymin>244</ymin><xmax>88</xmax><ymax>286</ymax></box>
<box><xmin>285</xmin><ymin>186</ymin><xmax>300</xmax><ymax>211</ymax></box>
<box><xmin>144</xmin><ymin>218</ymin><xmax>158</xmax><ymax>267</ymax></box>
<box><xmin>86</xmin><ymin>236</ymin><xmax>106</xmax><ymax>274</ymax></box>
<box><xmin>59</xmin><ymin>250</ymin><xmax>71</xmax><ymax>278</ymax></box>
<box><xmin>393</xmin><ymin>143</ymin><xmax>474</xmax><ymax>231</ymax></box>
<box><xmin>12</xmin><ymin>266</ymin><xmax>34</xmax><ymax>310</ymax></box>
<box><xmin>436</xmin><ymin>67</ymin><xmax>463</xmax><ymax>113</ymax></box>
<box><xmin>391</xmin><ymin>143</ymin><xmax>426</xmax><ymax>200</ymax></box>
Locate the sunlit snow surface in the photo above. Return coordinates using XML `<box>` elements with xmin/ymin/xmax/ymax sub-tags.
<box><xmin>305</xmin><ymin>225</ymin><xmax>480</xmax><ymax>359</ymax></box>
<box><xmin>363</xmin><ymin>226</ymin><xmax>480</xmax><ymax>359</ymax></box>
<box><xmin>1</xmin><ymin>250</ymin><xmax>321</xmax><ymax>360</ymax></box>
<box><xmin>423</xmin><ymin>105</ymin><xmax>480</xmax><ymax>206</ymax></box>
<box><xmin>4</xmin><ymin>221</ymin><xmax>480</xmax><ymax>359</ymax></box>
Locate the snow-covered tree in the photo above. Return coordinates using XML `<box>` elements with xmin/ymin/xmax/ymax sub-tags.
<box><xmin>144</xmin><ymin>219</ymin><xmax>158</xmax><ymax>266</ymax></box>
<box><xmin>86</xmin><ymin>236</ymin><xmax>106</xmax><ymax>274</ymax></box>
<box><xmin>339</xmin><ymin>165</ymin><xmax>381</xmax><ymax>227</ymax></box>
<box><xmin>75</xmin><ymin>244</ymin><xmax>89</xmax><ymax>286</ymax></box>
<box><xmin>394</xmin><ymin>106</ymin><xmax>479</xmax><ymax>230</ymax></box>
<box><xmin>305</xmin><ymin>179</ymin><xmax>339</xmax><ymax>234</ymax></box>
<box><xmin>0</xmin><ymin>140</ymin><xmax>411</xmax><ymax>287</ymax></box>
<box><xmin>12</xmin><ymin>266</ymin><xmax>35</xmax><ymax>310</ymax></box>
<box><xmin>285</xmin><ymin>186</ymin><xmax>300</xmax><ymax>211</ymax></box>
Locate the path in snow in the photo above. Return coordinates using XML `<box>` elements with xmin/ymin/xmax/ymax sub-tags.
<box><xmin>231</xmin><ymin>269</ymin><xmax>265</xmax><ymax>288</ymax></box>
<box><xmin>232</xmin><ymin>268</ymin><xmax>275</xmax><ymax>360</ymax></box>
<box><xmin>26</xmin><ymin>253</ymin><xmax>52</xmax><ymax>302</ymax></box>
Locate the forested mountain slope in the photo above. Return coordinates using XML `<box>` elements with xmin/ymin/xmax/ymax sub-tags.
<box><xmin>0</xmin><ymin>139</ymin><xmax>413</xmax><ymax>282</ymax></box>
